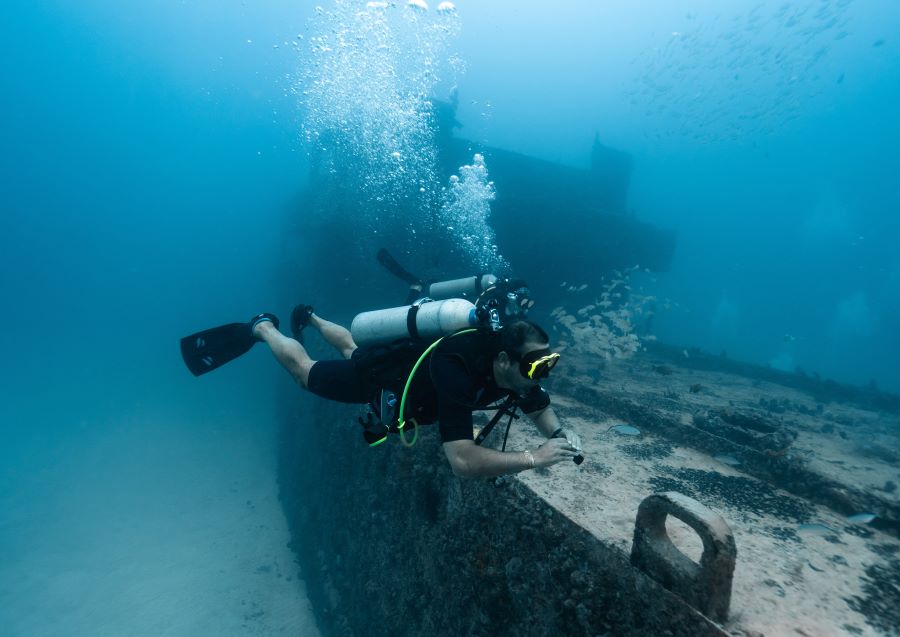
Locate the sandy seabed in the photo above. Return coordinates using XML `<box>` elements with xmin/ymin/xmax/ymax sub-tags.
<box><xmin>0</xmin><ymin>407</ymin><xmax>320</xmax><ymax>637</ymax></box>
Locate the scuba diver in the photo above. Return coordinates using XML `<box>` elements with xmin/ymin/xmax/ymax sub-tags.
<box><xmin>180</xmin><ymin>253</ymin><xmax>583</xmax><ymax>478</ymax></box>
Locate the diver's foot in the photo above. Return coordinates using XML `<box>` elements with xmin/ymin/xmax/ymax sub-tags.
<box><xmin>290</xmin><ymin>304</ymin><xmax>315</xmax><ymax>341</ymax></box>
<box><xmin>250</xmin><ymin>313</ymin><xmax>279</xmax><ymax>341</ymax></box>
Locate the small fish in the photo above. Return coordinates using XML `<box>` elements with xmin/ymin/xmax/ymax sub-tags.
<box><xmin>847</xmin><ymin>513</ymin><xmax>877</xmax><ymax>524</ymax></box>
<box><xmin>608</xmin><ymin>423</ymin><xmax>641</xmax><ymax>436</ymax></box>
<box><xmin>798</xmin><ymin>523</ymin><xmax>835</xmax><ymax>536</ymax></box>
<box><xmin>560</xmin><ymin>281</ymin><xmax>568</xmax><ymax>288</ymax></box>
<box><xmin>682</xmin><ymin>349</ymin><xmax>690</xmax><ymax>359</ymax></box>
<box><xmin>873</xmin><ymin>39</ymin><xmax>885</xmax><ymax>47</ymax></box>
<box><xmin>784</xmin><ymin>334</ymin><xmax>796</xmax><ymax>343</ymax></box>
<box><xmin>714</xmin><ymin>454</ymin><xmax>741</xmax><ymax>466</ymax></box>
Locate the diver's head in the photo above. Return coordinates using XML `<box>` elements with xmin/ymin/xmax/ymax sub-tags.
<box><xmin>492</xmin><ymin>320</ymin><xmax>559</xmax><ymax>393</ymax></box>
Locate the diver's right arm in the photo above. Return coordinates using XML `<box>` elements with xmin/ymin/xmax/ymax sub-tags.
<box><xmin>442</xmin><ymin>438</ymin><xmax>577</xmax><ymax>478</ymax></box>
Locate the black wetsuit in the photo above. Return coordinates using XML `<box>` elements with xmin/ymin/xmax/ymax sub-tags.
<box><xmin>306</xmin><ymin>330</ymin><xmax>550</xmax><ymax>442</ymax></box>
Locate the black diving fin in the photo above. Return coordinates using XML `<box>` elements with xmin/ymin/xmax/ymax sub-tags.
<box><xmin>376</xmin><ymin>248</ymin><xmax>422</xmax><ymax>287</ymax></box>
<box><xmin>180</xmin><ymin>313</ymin><xmax>278</xmax><ymax>376</ymax></box>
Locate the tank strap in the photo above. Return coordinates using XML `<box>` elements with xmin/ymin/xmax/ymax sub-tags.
<box><xmin>475</xmin><ymin>273</ymin><xmax>490</xmax><ymax>294</ymax></box>
<box><xmin>405</xmin><ymin>297</ymin><xmax>433</xmax><ymax>342</ymax></box>
<box><xmin>406</xmin><ymin>304</ymin><xmax>421</xmax><ymax>341</ymax></box>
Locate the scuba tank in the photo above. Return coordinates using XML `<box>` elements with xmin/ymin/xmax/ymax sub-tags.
<box><xmin>375</xmin><ymin>249</ymin><xmax>531</xmax><ymax>322</ymax></box>
<box><xmin>350</xmin><ymin>298</ymin><xmax>479</xmax><ymax>347</ymax></box>
<box><xmin>425</xmin><ymin>274</ymin><xmax>497</xmax><ymax>302</ymax></box>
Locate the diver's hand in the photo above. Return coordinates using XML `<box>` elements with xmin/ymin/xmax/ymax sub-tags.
<box><xmin>532</xmin><ymin>437</ymin><xmax>579</xmax><ymax>468</ymax></box>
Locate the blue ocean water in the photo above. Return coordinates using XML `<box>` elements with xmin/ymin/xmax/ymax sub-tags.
<box><xmin>1</xmin><ymin>0</ymin><xmax>898</xmax><ymax>635</ymax></box>
<box><xmin>450</xmin><ymin>0</ymin><xmax>900</xmax><ymax>392</ymax></box>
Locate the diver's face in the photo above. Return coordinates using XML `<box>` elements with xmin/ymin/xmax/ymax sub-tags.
<box><xmin>494</xmin><ymin>341</ymin><xmax>547</xmax><ymax>394</ymax></box>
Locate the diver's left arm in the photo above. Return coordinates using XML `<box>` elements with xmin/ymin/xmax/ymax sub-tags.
<box><xmin>526</xmin><ymin>405</ymin><xmax>582</xmax><ymax>453</ymax></box>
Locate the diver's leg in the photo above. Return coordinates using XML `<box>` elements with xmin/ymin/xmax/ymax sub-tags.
<box><xmin>309</xmin><ymin>314</ymin><xmax>357</xmax><ymax>359</ymax></box>
<box><xmin>253</xmin><ymin>321</ymin><xmax>316</xmax><ymax>388</ymax></box>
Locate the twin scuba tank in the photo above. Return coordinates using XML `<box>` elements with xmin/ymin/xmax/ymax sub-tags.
<box><xmin>421</xmin><ymin>274</ymin><xmax>497</xmax><ymax>305</ymax></box>
<box><xmin>351</xmin><ymin>298</ymin><xmax>480</xmax><ymax>347</ymax></box>
<box><xmin>350</xmin><ymin>274</ymin><xmax>502</xmax><ymax>347</ymax></box>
